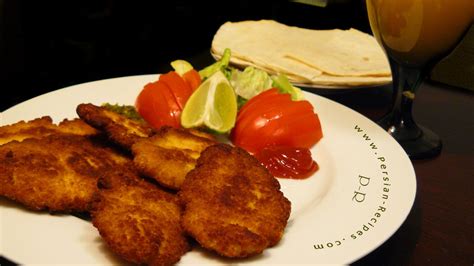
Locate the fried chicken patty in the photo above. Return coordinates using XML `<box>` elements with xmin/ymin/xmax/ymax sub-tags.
<box><xmin>179</xmin><ymin>144</ymin><xmax>291</xmax><ymax>258</ymax></box>
<box><xmin>91</xmin><ymin>169</ymin><xmax>189</xmax><ymax>266</ymax></box>
<box><xmin>132</xmin><ymin>126</ymin><xmax>216</xmax><ymax>190</ymax></box>
<box><xmin>0</xmin><ymin>134</ymin><xmax>132</xmax><ymax>212</ymax></box>
<box><xmin>77</xmin><ymin>103</ymin><xmax>154</xmax><ymax>149</ymax></box>
<box><xmin>0</xmin><ymin>116</ymin><xmax>99</xmax><ymax>145</ymax></box>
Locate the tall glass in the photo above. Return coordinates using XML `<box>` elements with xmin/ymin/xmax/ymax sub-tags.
<box><xmin>366</xmin><ymin>0</ymin><xmax>474</xmax><ymax>159</ymax></box>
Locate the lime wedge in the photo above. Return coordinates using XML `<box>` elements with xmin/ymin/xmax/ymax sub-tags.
<box><xmin>181</xmin><ymin>71</ymin><xmax>237</xmax><ymax>133</ymax></box>
<box><xmin>170</xmin><ymin>60</ymin><xmax>194</xmax><ymax>76</ymax></box>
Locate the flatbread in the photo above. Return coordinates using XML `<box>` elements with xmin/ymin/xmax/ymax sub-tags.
<box><xmin>212</xmin><ymin>20</ymin><xmax>391</xmax><ymax>87</ymax></box>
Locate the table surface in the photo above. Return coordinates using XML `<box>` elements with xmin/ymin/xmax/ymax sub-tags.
<box><xmin>1</xmin><ymin>52</ymin><xmax>473</xmax><ymax>265</ymax></box>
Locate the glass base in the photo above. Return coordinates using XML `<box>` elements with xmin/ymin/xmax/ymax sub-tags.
<box><xmin>398</xmin><ymin>125</ymin><xmax>442</xmax><ymax>159</ymax></box>
<box><xmin>378</xmin><ymin>117</ymin><xmax>442</xmax><ymax>159</ymax></box>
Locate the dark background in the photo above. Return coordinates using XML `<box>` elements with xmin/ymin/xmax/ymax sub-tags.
<box><xmin>0</xmin><ymin>0</ymin><xmax>370</xmax><ymax>111</ymax></box>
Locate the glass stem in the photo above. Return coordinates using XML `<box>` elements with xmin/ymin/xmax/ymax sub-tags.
<box><xmin>380</xmin><ymin>58</ymin><xmax>425</xmax><ymax>140</ymax></box>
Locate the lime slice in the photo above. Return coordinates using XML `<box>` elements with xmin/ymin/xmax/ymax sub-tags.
<box><xmin>170</xmin><ymin>60</ymin><xmax>194</xmax><ymax>76</ymax></box>
<box><xmin>181</xmin><ymin>71</ymin><xmax>237</xmax><ymax>133</ymax></box>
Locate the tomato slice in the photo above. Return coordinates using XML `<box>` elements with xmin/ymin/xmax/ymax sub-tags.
<box><xmin>281</xmin><ymin>111</ymin><xmax>322</xmax><ymax>148</ymax></box>
<box><xmin>233</xmin><ymin>101</ymin><xmax>289</xmax><ymax>152</ymax></box>
<box><xmin>159</xmin><ymin>71</ymin><xmax>193</xmax><ymax>110</ymax></box>
<box><xmin>237</xmin><ymin>91</ymin><xmax>291</xmax><ymax>124</ymax></box>
<box><xmin>136</xmin><ymin>82</ymin><xmax>164</xmax><ymax>128</ymax></box>
<box><xmin>182</xmin><ymin>69</ymin><xmax>201</xmax><ymax>91</ymax></box>
<box><xmin>135</xmin><ymin>81</ymin><xmax>181</xmax><ymax>129</ymax></box>
<box><xmin>263</xmin><ymin>100</ymin><xmax>321</xmax><ymax>148</ymax></box>
<box><xmin>135</xmin><ymin>70</ymin><xmax>198</xmax><ymax>129</ymax></box>
<box><xmin>237</xmin><ymin>88</ymin><xmax>282</xmax><ymax>121</ymax></box>
<box><xmin>157</xmin><ymin>81</ymin><xmax>181</xmax><ymax>127</ymax></box>
<box><xmin>231</xmin><ymin>89</ymin><xmax>323</xmax><ymax>154</ymax></box>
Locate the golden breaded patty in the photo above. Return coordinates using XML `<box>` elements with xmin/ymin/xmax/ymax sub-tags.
<box><xmin>57</xmin><ymin>118</ymin><xmax>101</xmax><ymax>136</ymax></box>
<box><xmin>0</xmin><ymin>116</ymin><xmax>99</xmax><ymax>145</ymax></box>
<box><xmin>132</xmin><ymin>126</ymin><xmax>216</xmax><ymax>190</ymax></box>
<box><xmin>91</xmin><ymin>169</ymin><xmax>189</xmax><ymax>266</ymax></box>
<box><xmin>77</xmin><ymin>103</ymin><xmax>154</xmax><ymax>149</ymax></box>
<box><xmin>179</xmin><ymin>144</ymin><xmax>291</xmax><ymax>258</ymax></box>
<box><xmin>0</xmin><ymin>134</ymin><xmax>131</xmax><ymax>212</ymax></box>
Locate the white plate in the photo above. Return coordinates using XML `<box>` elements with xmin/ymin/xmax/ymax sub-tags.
<box><xmin>0</xmin><ymin>75</ymin><xmax>416</xmax><ymax>265</ymax></box>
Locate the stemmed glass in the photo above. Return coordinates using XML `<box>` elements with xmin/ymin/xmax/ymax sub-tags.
<box><xmin>366</xmin><ymin>0</ymin><xmax>474</xmax><ymax>159</ymax></box>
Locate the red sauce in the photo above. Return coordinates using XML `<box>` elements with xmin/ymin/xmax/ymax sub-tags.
<box><xmin>255</xmin><ymin>146</ymin><xmax>319</xmax><ymax>179</ymax></box>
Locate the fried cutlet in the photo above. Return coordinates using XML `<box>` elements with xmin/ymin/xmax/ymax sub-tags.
<box><xmin>57</xmin><ymin>118</ymin><xmax>101</xmax><ymax>136</ymax></box>
<box><xmin>131</xmin><ymin>126</ymin><xmax>216</xmax><ymax>190</ymax></box>
<box><xmin>0</xmin><ymin>116</ymin><xmax>99</xmax><ymax>145</ymax></box>
<box><xmin>77</xmin><ymin>103</ymin><xmax>154</xmax><ymax>149</ymax></box>
<box><xmin>91</xmin><ymin>168</ymin><xmax>189</xmax><ymax>265</ymax></box>
<box><xmin>179</xmin><ymin>144</ymin><xmax>291</xmax><ymax>258</ymax></box>
<box><xmin>0</xmin><ymin>134</ymin><xmax>132</xmax><ymax>212</ymax></box>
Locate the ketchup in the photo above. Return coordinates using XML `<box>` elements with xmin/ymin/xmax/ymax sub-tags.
<box><xmin>255</xmin><ymin>146</ymin><xmax>319</xmax><ymax>179</ymax></box>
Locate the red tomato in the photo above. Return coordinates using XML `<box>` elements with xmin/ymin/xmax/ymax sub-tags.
<box><xmin>231</xmin><ymin>88</ymin><xmax>323</xmax><ymax>154</ymax></box>
<box><xmin>159</xmin><ymin>71</ymin><xmax>193</xmax><ymax>109</ymax></box>
<box><xmin>236</xmin><ymin>89</ymin><xmax>289</xmax><ymax>124</ymax></box>
<box><xmin>157</xmin><ymin>80</ymin><xmax>181</xmax><ymax>126</ymax></box>
<box><xmin>135</xmin><ymin>80</ymin><xmax>181</xmax><ymax>129</ymax></box>
<box><xmin>255</xmin><ymin>146</ymin><xmax>319</xmax><ymax>179</ymax></box>
<box><xmin>182</xmin><ymin>69</ymin><xmax>201</xmax><ymax>91</ymax></box>
<box><xmin>135</xmin><ymin>71</ymin><xmax>197</xmax><ymax>129</ymax></box>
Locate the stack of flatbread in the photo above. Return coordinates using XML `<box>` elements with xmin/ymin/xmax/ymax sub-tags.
<box><xmin>211</xmin><ymin>20</ymin><xmax>391</xmax><ymax>88</ymax></box>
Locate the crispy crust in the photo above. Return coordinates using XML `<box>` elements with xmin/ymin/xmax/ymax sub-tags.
<box><xmin>0</xmin><ymin>134</ymin><xmax>131</xmax><ymax>212</ymax></box>
<box><xmin>179</xmin><ymin>144</ymin><xmax>291</xmax><ymax>258</ymax></box>
<box><xmin>57</xmin><ymin>118</ymin><xmax>101</xmax><ymax>136</ymax></box>
<box><xmin>0</xmin><ymin>116</ymin><xmax>99</xmax><ymax>145</ymax></box>
<box><xmin>91</xmin><ymin>169</ymin><xmax>189</xmax><ymax>265</ymax></box>
<box><xmin>77</xmin><ymin>103</ymin><xmax>154</xmax><ymax>149</ymax></box>
<box><xmin>132</xmin><ymin>126</ymin><xmax>216</xmax><ymax>190</ymax></box>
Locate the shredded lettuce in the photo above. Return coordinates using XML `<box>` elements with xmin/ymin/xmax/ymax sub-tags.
<box><xmin>236</xmin><ymin>95</ymin><xmax>248</xmax><ymax>109</ymax></box>
<box><xmin>199</xmin><ymin>48</ymin><xmax>303</xmax><ymax>109</ymax></box>
<box><xmin>230</xmin><ymin>66</ymin><xmax>273</xmax><ymax>100</ymax></box>
<box><xmin>271</xmin><ymin>74</ymin><xmax>304</xmax><ymax>101</ymax></box>
<box><xmin>199</xmin><ymin>48</ymin><xmax>231</xmax><ymax>80</ymax></box>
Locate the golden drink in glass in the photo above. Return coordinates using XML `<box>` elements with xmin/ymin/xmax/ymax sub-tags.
<box><xmin>366</xmin><ymin>0</ymin><xmax>474</xmax><ymax>159</ymax></box>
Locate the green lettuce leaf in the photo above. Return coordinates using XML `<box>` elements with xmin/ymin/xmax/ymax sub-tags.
<box><xmin>199</xmin><ymin>48</ymin><xmax>231</xmax><ymax>80</ymax></box>
<box><xmin>230</xmin><ymin>66</ymin><xmax>273</xmax><ymax>100</ymax></box>
<box><xmin>271</xmin><ymin>74</ymin><xmax>304</xmax><ymax>101</ymax></box>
